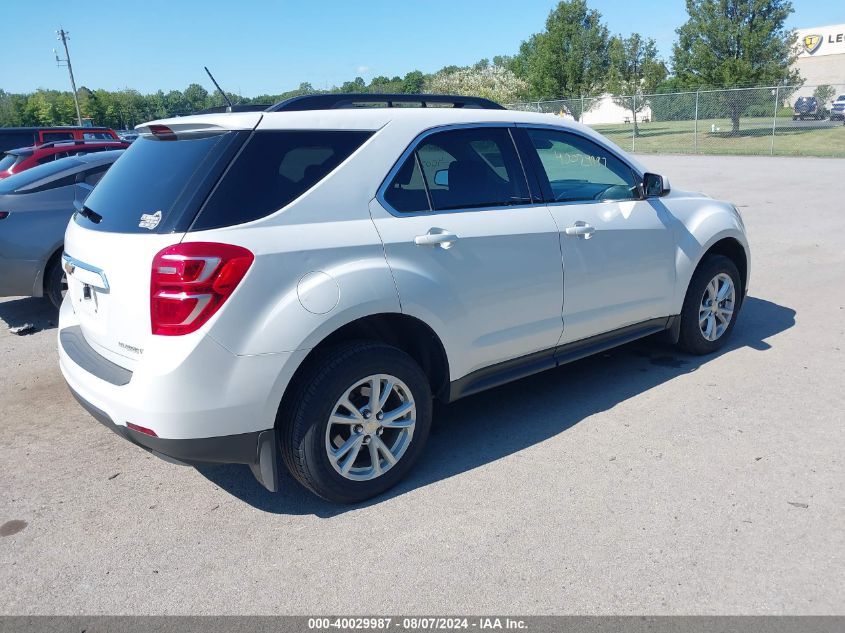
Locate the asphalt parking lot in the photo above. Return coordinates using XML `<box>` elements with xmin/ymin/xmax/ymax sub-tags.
<box><xmin>1</xmin><ymin>154</ymin><xmax>843</xmax><ymax>615</ymax></box>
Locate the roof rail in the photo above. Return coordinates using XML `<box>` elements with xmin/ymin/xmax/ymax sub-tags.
<box><xmin>266</xmin><ymin>93</ymin><xmax>505</xmax><ymax>112</ymax></box>
<box><xmin>194</xmin><ymin>103</ymin><xmax>272</xmax><ymax>114</ymax></box>
<box><xmin>35</xmin><ymin>139</ymin><xmax>126</xmax><ymax>150</ymax></box>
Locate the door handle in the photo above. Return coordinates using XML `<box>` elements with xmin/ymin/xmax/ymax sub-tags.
<box><xmin>564</xmin><ymin>222</ymin><xmax>595</xmax><ymax>239</ymax></box>
<box><xmin>414</xmin><ymin>228</ymin><xmax>459</xmax><ymax>249</ymax></box>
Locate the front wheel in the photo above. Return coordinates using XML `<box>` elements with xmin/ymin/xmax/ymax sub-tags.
<box><xmin>677</xmin><ymin>255</ymin><xmax>742</xmax><ymax>355</ymax></box>
<box><xmin>279</xmin><ymin>341</ymin><xmax>432</xmax><ymax>503</ymax></box>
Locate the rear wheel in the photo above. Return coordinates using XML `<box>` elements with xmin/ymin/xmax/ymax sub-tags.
<box><xmin>279</xmin><ymin>341</ymin><xmax>432</xmax><ymax>503</ymax></box>
<box><xmin>44</xmin><ymin>257</ymin><xmax>67</xmax><ymax>310</ymax></box>
<box><xmin>677</xmin><ymin>255</ymin><xmax>742</xmax><ymax>355</ymax></box>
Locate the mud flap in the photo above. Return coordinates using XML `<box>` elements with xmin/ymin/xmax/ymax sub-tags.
<box><xmin>249</xmin><ymin>429</ymin><xmax>280</xmax><ymax>492</ymax></box>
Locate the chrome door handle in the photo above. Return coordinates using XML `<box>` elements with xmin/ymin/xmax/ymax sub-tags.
<box><xmin>564</xmin><ymin>222</ymin><xmax>595</xmax><ymax>239</ymax></box>
<box><xmin>414</xmin><ymin>228</ymin><xmax>459</xmax><ymax>249</ymax></box>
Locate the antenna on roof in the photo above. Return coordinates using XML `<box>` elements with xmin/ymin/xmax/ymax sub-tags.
<box><xmin>204</xmin><ymin>66</ymin><xmax>234</xmax><ymax>112</ymax></box>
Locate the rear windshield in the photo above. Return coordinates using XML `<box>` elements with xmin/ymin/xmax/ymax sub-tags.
<box><xmin>191</xmin><ymin>130</ymin><xmax>373</xmax><ymax>230</ymax></box>
<box><xmin>0</xmin><ymin>154</ymin><xmax>21</xmax><ymax>171</ymax></box>
<box><xmin>0</xmin><ymin>156</ymin><xmax>84</xmax><ymax>194</ymax></box>
<box><xmin>76</xmin><ymin>131</ymin><xmax>246</xmax><ymax>234</ymax></box>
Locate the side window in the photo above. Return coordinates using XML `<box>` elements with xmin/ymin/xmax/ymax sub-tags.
<box><xmin>384</xmin><ymin>127</ymin><xmax>530</xmax><ymax>213</ymax></box>
<box><xmin>526</xmin><ymin>129</ymin><xmax>638</xmax><ymax>202</ymax></box>
<box><xmin>42</xmin><ymin>132</ymin><xmax>74</xmax><ymax>144</ymax></box>
<box><xmin>22</xmin><ymin>173</ymin><xmax>78</xmax><ymax>193</ymax></box>
<box><xmin>383</xmin><ymin>153</ymin><xmax>430</xmax><ymax>213</ymax></box>
<box><xmin>193</xmin><ymin>130</ymin><xmax>373</xmax><ymax>230</ymax></box>
<box><xmin>83</xmin><ymin>132</ymin><xmax>111</xmax><ymax>140</ymax></box>
<box><xmin>79</xmin><ymin>165</ymin><xmax>109</xmax><ymax>187</ymax></box>
<box><xmin>417</xmin><ymin>128</ymin><xmax>529</xmax><ymax>211</ymax></box>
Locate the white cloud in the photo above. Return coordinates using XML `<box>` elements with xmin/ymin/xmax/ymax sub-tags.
<box><xmin>356</xmin><ymin>65</ymin><xmax>371</xmax><ymax>75</ymax></box>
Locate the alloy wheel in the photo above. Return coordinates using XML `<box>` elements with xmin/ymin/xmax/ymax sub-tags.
<box><xmin>325</xmin><ymin>374</ymin><xmax>416</xmax><ymax>481</ymax></box>
<box><xmin>699</xmin><ymin>272</ymin><xmax>735</xmax><ymax>341</ymax></box>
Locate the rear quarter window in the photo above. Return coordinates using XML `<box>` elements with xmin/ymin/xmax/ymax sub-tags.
<box><xmin>76</xmin><ymin>131</ymin><xmax>246</xmax><ymax>234</ymax></box>
<box><xmin>191</xmin><ymin>130</ymin><xmax>373</xmax><ymax>230</ymax></box>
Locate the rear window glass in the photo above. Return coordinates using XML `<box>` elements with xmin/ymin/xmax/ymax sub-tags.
<box><xmin>0</xmin><ymin>154</ymin><xmax>21</xmax><ymax>171</ymax></box>
<box><xmin>192</xmin><ymin>130</ymin><xmax>373</xmax><ymax>230</ymax></box>
<box><xmin>0</xmin><ymin>156</ymin><xmax>84</xmax><ymax>194</ymax></box>
<box><xmin>77</xmin><ymin>131</ymin><xmax>246</xmax><ymax>234</ymax></box>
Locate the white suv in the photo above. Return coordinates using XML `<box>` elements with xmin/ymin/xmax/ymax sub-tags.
<box><xmin>59</xmin><ymin>94</ymin><xmax>750</xmax><ymax>503</ymax></box>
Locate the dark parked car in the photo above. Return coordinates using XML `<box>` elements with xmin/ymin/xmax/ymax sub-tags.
<box><xmin>0</xmin><ymin>126</ymin><xmax>121</xmax><ymax>154</ymax></box>
<box><xmin>0</xmin><ymin>140</ymin><xmax>128</xmax><ymax>179</ymax></box>
<box><xmin>0</xmin><ymin>150</ymin><xmax>124</xmax><ymax>308</ymax></box>
<box><xmin>792</xmin><ymin>96</ymin><xmax>825</xmax><ymax>121</ymax></box>
<box><xmin>830</xmin><ymin>95</ymin><xmax>845</xmax><ymax>122</ymax></box>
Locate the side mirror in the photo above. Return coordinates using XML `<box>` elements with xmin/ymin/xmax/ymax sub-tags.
<box><xmin>433</xmin><ymin>169</ymin><xmax>449</xmax><ymax>187</ymax></box>
<box><xmin>641</xmin><ymin>172</ymin><xmax>668</xmax><ymax>198</ymax></box>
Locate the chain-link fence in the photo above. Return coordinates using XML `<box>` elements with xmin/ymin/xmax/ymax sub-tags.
<box><xmin>507</xmin><ymin>84</ymin><xmax>845</xmax><ymax>157</ymax></box>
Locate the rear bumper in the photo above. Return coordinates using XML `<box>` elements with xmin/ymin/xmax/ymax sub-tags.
<box><xmin>57</xmin><ymin>300</ymin><xmax>306</xmax><ymax>493</ymax></box>
<box><xmin>67</xmin><ymin>384</ymin><xmax>280</xmax><ymax>490</ymax></box>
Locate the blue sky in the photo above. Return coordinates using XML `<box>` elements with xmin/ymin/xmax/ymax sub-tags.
<box><xmin>1</xmin><ymin>0</ymin><xmax>841</xmax><ymax>96</ymax></box>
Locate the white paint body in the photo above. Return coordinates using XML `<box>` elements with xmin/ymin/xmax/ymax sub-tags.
<box><xmin>58</xmin><ymin>107</ymin><xmax>750</xmax><ymax>441</ymax></box>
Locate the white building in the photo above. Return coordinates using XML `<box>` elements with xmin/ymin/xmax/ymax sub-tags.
<box><xmin>793</xmin><ymin>24</ymin><xmax>845</xmax><ymax>104</ymax></box>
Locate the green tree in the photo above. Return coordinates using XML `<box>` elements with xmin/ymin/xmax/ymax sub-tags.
<box><xmin>672</xmin><ymin>0</ymin><xmax>799</xmax><ymax>134</ymax></box>
<box><xmin>813</xmin><ymin>84</ymin><xmax>836</xmax><ymax>110</ymax></box>
<box><xmin>512</xmin><ymin>0</ymin><xmax>610</xmax><ymax>108</ymax></box>
<box><xmin>608</xmin><ymin>34</ymin><xmax>667</xmax><ymax>135</ymax></box>
<box><xmin>183</xmin><ymin>83</ymin><xmax>210</xmax><ymax>112</ymax></box>
<box><xmin>340</xmin><ymin>77</ymin><xmax>366</xmax><ymax>93</ymax></box>
<box><xmin>401</xmin><ymin>71</ymin><xmax>425</xmax><ymax>94</ymax></box>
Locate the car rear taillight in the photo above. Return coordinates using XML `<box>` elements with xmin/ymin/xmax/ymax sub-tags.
<box><xmin>0</xmin><ymin>212</ymin><xmax>9</xmax><ymax>220</ymax></box>
<box><xmin>151</xmin><ymin>242</ymin><xmax>254</xmax><ymax>336</ymax></box>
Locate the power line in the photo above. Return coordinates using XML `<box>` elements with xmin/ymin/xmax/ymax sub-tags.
<box><xmin>54</xmin><ymin>28</ymin><xmax>83</xmax><ymax>126</ymax></box>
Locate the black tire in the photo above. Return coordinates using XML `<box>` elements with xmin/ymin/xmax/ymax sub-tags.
<box><xmin>279</xmin><ymin>340</ymin><xmax>433</xmax><ymax>503</ymax></box>
<box><xmin>677</xmin><ymin>254</ymin><xmax>742</xmax><ymax>355</ymax></box>
<box><xmin>44</xmin><ymin>257</ymin><xmax>66</xmax><ymax>310</ymax></box>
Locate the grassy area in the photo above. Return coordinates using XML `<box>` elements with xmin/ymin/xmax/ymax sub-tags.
<box><xmin>590</xmin><ymin>117</ymin><xmax>845</xmax><ymax>157</ymax></box>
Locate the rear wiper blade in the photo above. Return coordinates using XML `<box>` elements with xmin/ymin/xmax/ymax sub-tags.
<box><xmin>77</xmin><ymin>204</ymin><xmax>102</xmax><ymax>224</ymax></box>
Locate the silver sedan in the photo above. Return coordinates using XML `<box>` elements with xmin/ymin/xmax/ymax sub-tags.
<box><xmin>0</xmin><ymin>150</ymin><xmax>123</xmax><ymax>308</ymax></box>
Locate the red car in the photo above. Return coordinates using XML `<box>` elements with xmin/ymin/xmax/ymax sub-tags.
<box><xmin>0</xmin><ymin>140</ymin><xmax>129</xmax><ymax>179</ymax></box>
<box><xmin>0</xmin><ymin>126</ymin><xmax>121</xmax><ymax>153</ymax></box>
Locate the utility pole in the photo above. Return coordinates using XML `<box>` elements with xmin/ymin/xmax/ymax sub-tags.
<box><xmin>54</xmin><ymin>28</ymin><xmax>83</xmax><ymax>126</ymax></box>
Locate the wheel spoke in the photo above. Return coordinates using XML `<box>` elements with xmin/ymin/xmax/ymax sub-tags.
<box><xmin>339</xmin><ymin>437</ymin><xmax>364</xmax><ymax>474</ymax></box>
<box><xmin>339</xmin><ymin>397</ymin><xmax>364</xmax><ymax>420</ymax></box>
<box><xmin>381</xmin><ymin>401</ymin><xmax>414</xmax><ymax>424</ymax></box>
<box><xmin>330</xmin><ymin>413</ymin><xmax>360</xmax><ymax>425</ymax></box>
<box><xmin>378</xmin><ymin>380</ymin><xmax>394</xmax><ymax>411</ymax></box>
<box><xmin>717</xmin><ymin>279</ymin><xmax>732</xmax><ymax>302</ymax></box>
<box><xmin>374</xmin><ymin>436</ymin><xmax>397</xmax><ymax>465</ymax></box>
<box><xmin>704</xmin><ymin>314</ymin><xmax>716</xmax><ymax>340</ymax></box>
<box><xmin>368</xmin><ymin>441</ymin><xmax>382</xmax><ymax>476</ymax></box>
<box><xmin>707</xmin><ymin>279</ymin><xmax>718</xmax><ymax>301</ymax></box>
<box><xmin>368</xmin><ymin>377</ymin><xmax>381</xmax><ymax>413</ymax></box>
<box><xmin>333</xmin><ymin>433</ymin><xmax>362</xmax><ymax>461</ymax></box>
